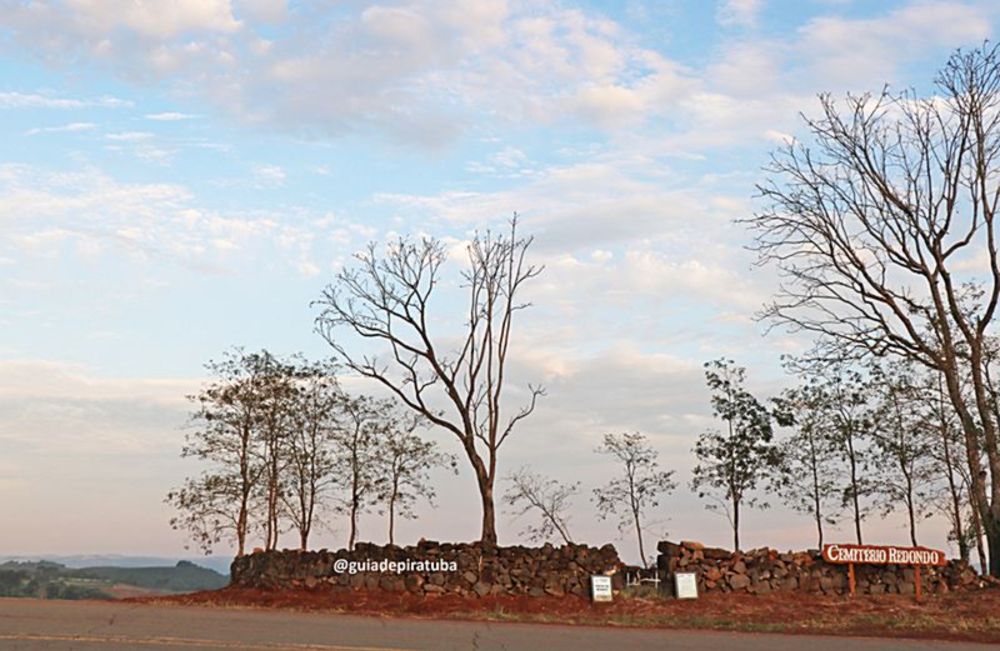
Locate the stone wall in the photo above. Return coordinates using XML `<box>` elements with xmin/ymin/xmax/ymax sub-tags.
<box><xmin>231</xmin><ymin>541</ymin><xmax>624</xmax><ymax>597</ymax></box>
<box><xmin>657</xmin><ymin>540</ymin><xmax>988</xmax><ymax>596</ymax></box>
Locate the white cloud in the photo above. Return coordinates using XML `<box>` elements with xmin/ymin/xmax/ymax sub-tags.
<box><xmin>0</xmin><ymin>1</ymin><xmax>700</xmax><ymax>145</ymax></box>
<box><xmin>24</xmin><ymin>122</ymin><xmax>96</xmax><ymax>136</ymax></box>
<box><xmin>106</xmin><ymin>131</ymin><xmax>154</xmax><ymax>141</ymax></box>
<box><xmin>0</xmin><ymin>163</ymin><xmax>367</xmax><ymax>279</ymax></box>
<box><xmin>252</xmin><ymin>163</ymin><xmax>286</xmax><ymax>186</ymax></box>
<box><xmin>0</xmin><ymin>91</ymin><xmax>129</xmax><ymax>109</ymax></box>
<box><xmin>63</xmin><ymin>0</ymin><xmax>241</xmax><ymax>38</ymax></box>
<box><xmin>717</xmin><ymin>0</ymin><xmax>764</xmax><ymax>28</ymax></box>
<box><xmin>796</xmin><ymin>1</ymin><xmax>993</xmax><ymax>87</ymax></box>
<box><xmin>144</xmin><ymin>112</ymin><xmax>198</xmax><ymax>121</ymax></box>
<box><xmin>234</xmin><ymin>0</ymin><xmax>287</xmax><ymax>24</ymax></box>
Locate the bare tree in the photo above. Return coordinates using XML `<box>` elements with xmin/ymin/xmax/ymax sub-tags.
<box><xmin>334</xmin><ymin>395</ymin><xmax>385</xmax><ymax>551</ymax></box>
<box><xmin>504</xmin><ymin>467</ymin><xmax>579</xmax><ymax>544</ymax></box>
<box><xmin>282</xmin><ymin>359</ymin><xmax>343</xmax><ymax>550</ymax></box>
<box><xmin>254</xmin><ymin>354</ymin><xmax>299</xmax><ymax>551</ymax></box>
<box><xmin>594</xmin><ymin>432</ymin><xmax>676</xmax><ymax>567</ymax></box>
<box><xmin>167</xmin><ymin>349</ymin><xmax>277</xmax><ymax>556</ymax></box>
<box><xmin>314</xmin><ymin>217</ymin><xmax>544</xmax><ymax>546</ymax></box>
<box><xmin>374</xmin><ymin>415</ymin><xmax>456</xmax><ymax>545</ymax></box>
<box><xmin>167</xmin><ymin>474</ymin><xmax>248</xmax><ymax>555</ymax></box>
<box><xmin>745</xmin><ymin>44</ymin><xmax>1000</xmax><ymax>574</ymax></box>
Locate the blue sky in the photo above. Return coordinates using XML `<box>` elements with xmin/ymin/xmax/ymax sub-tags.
<box><xmin>1</xmin><ymin>0</ymin><xmax>997</xmax><ymax>563</ymax></box>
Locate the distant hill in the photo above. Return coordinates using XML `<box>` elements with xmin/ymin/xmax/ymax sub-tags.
<box><xmin>0</xmin><ymin>554</ymin><xmax>232</xmax><ymax>575</ymax></box>
<box><xmin>0</xmin><ymin>559</ymin><xmax>228</xmax><ymax>600</ymax></box>
<box><xmin>75</xmin><ymin>561</ymin><xmax>228</xmax><ymax>593</ymax></box>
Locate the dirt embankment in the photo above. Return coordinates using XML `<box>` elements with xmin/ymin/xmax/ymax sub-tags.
<box><xmin>137</xmin><ymin>584</ymin><xmax>1000</xmax><ymax>644</ymax></box>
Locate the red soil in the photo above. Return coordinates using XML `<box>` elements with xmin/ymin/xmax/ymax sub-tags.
<box><xmin>136</xmin><ymin>585</ymin><xmax>1000</xmax><ymax>643</ymax></box>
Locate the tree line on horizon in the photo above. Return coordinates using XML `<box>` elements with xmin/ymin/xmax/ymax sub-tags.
<box><xmin>169</xmin><ymin>43</ymin><xmax>1000</xmax><ymax>578</ymax></box>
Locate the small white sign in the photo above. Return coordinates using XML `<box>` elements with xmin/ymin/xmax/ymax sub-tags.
<box><xmin>591</xmin><ymin>575</ymin><xmax>613</xmax><ymax>602</ymax></box>
<box><xmin>674</xmin><ymin>572</ymin><xmax>698</xmax><ymax>599</ymax></box>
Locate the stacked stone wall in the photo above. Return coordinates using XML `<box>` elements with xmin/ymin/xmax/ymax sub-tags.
<box><xmin>657</xmin><ymin>540</ymin><xmax>988</xmax><ymax>596</ymax></box>
<box><xmin>230</xmin><ymin>541</ymin><xmax>624</xmax><ymax>597</ymax></box>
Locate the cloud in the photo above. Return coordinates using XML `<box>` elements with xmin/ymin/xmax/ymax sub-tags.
<box><xmin>0</xmin><ymin>1</ymin><xmax>699</xmax><ymax>145</ymax></box>
<box><xmin>252</xmin><ymin>163</ymin><xmax>286</xmax><ymax>187</ymax></box>
<box><xmin>796</xmin><ymin>1</ymin><xmax>993</xmax><ymax>87</ymax></box>
<box><xmin>717</xmin><ymin>0</ymin><xmax>764</xmax><ymax>28</ymax></box>
<box><xmin>59</xmin><ymin>0</ymin><xmax>241</xmax><ymax>38</ymax></box>
<box><xmin>0</xmin><ymin>91</ymin><xmax>130</xmax><ymax>109</ymax></box>
<box><xmin>0</xmin><ymin>163</ymin><xmax>366</xmax><ymax>279</ymax></box>
<box><xmin>144</xmin><ymin>112</ymin><xmax>199</xmax><ymax>121</ymax></box>
<box><xmin>24</xmin><ymin>122</ymin><xmax>97</xmax><ymax>136</ymax></box>
<box><xmin>106</xmin><ymin>131</ymin><xmax>154</xmax><ymax>142</ymax></box>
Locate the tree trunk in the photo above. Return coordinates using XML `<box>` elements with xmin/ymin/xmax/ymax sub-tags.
<box><xmin>970</xmin><ymin>486</ymin><xmax>989</xmax><ymax>574</ymax></box>
<box><xmin>732</xmin><ymin>495</ymin><xmax>741</xmax><ymax>552</ymax></box>
<box><xmin>633</xmin><ymin>508</ymin><xmax>647</xmax><ymax>568</ymax></box>
<box><xmin>480</xmin><ymin>483</ymin><xmax>497</xmax><ymax>547</ymax></box>
<box><xmin>388</xmin><ymin>494</ymin><xmax>396</xmax><ymax>546</ymax></box>
<box><xmin>236</xmin><ymin>507</ymin><xmax>247</xmax><ymax>557</ymax></box>
<box><xmin>940</xmin><ymin>396</ymin><xmax>969</xmax><ymax>562</ymax></box>
<box><xmin>907</xmin><ymin>489</ymin><xmax>918</xmax><ymax>547</ymax></box>
<box><xmin>847</xmin><ymin>435</ymin><xmax>863</xmax><ymax>545</ymax></box>
<box><xmin>811</xmin><ymin>441</ymin><xmax>824</xmax><ymax>548</ymax></box>
<box><xmin>987</xmin><ymin>514</ymin><xmax>1000</xmax><ymax>577</ymax></box>
<box><xmin>349</xmin><ymin>497</ymin><xmax>358</xmax><ymax>551</ymax></box>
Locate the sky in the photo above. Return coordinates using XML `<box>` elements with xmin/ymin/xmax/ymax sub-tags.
<box><xmin>1</xmin><ymin>0</ymin><xmax>997</xmax><ymax>566</ymax></box>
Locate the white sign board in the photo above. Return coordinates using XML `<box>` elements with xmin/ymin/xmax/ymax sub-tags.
<box><xmin>590</xmin><ymin>575</ymin><xmax>613</xmax><ymax>602</ymax></box>
<box><xmin>674</xmin><ymin>572</ymin><xmax>698</xmax><ymax>599</ymax></box>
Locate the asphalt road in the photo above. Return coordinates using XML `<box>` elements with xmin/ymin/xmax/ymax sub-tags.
<box><xmin>0</xmin><ymin>598</ymin><xmax>993</xmax><ymax>651</ymax></box>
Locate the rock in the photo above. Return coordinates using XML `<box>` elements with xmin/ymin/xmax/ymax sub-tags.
<box><xmin>473</xmin><ymin>581</ymin><xmax>491</xmax><ymax>597</ymax></box>
<box><xmin>729</xmin><ymin>574</ymin><xmax>751</xmax><ymax>590</ymax></box>
<box><xmin>703</xmin><ymin>548</ymin><xmax>730</xmax><ymax>561</ymax></box>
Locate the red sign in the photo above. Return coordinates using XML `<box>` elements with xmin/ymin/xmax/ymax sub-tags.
<box><xmin>822</xmin><ymin>543</ymin><xmax>946</xmax><ymax>567</ymax></box>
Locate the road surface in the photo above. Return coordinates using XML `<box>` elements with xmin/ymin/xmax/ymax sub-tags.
<box><xmin>0</xmin><ymin>598</ymin><xmax>991</xmax><ymax>650</ymax></box>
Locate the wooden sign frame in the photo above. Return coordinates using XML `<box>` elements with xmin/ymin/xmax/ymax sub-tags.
<box><xmin>821</xmin><ymin>543</ymin><xmax>947</xmax><ymax>601</ymax></box>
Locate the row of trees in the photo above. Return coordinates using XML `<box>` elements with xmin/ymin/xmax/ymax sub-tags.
<box><xmin>688</xmin><ymin>356</ymin><xmax>992</xmax><ymax>574</ymax></box>
<box><xmin>505</xmin><ymin>356</ymin><xmax>991</xmax><ymax>571</ymax></box>
<box><xmin>505</xmin><ymin>431</ymin><xmax>675</xmax><ymax>567</ymax></box>
<box><xmin>741</xmin><ymin>42</ymin><xmax>1000</xmax><ymax>576</ymax></box>
<box><xmin>167</xmin><ymin>350</ymin><xmax>454</xmax><ymax>555</ymax></box>
<box><xmin>168</xmin><ymin>45</ymin><xmax>1000</xmax><ymax>578</ymax></box>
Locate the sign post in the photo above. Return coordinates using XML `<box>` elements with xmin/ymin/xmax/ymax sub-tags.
<box><xmin>590</xmin><ymin>575</ymin><xmax>613</xmax><ymax>603</ymax></box>
<box><xmin>674</xmin><ymin>572</ymin><xmax>698</xmax><ymax>599</ymax></box>
<box><xmin>822</xmin><ymin>544</ymin><xmax>946</xmax><ymax>602</ymax></box>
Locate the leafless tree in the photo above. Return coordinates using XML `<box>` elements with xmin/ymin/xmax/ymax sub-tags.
<box><xmin>503</xmin><ymin>467</ymin><xmax>579</xmax><ymax>544</ymax></box>
<box><xmin>334</xmin><ymin>395</ymin><xmax>385</xmax><ymax>551</ymax></box>
<box><xmin>282</xmin><ymin>359</ymin><xmax>343</xmax><ymax>550</ymax></box>
<box><xmin>314</xmin><ymin>217</ymin><xmax>544</xmax><ymax>546</ymax></box>
<box><xmin>594</xmin><ymin>432</ymin><xmax>676</xmax><ymax>567</ymax></box>
<box><xmin>745</xmin><ymin>44</ymin><xmax>1000</xmax><ymax>575</ymax></box>
<box><xmin>167</xmin><ymin>349</ymin><xmax>277</xmax><ymax>556</ymax></box>
<box><xmin>254</xmin><ymin>354</ymin><xmax>299</xmax><ymax>551</ymax></box>
<box><xmin>374</xmin><ymin>416</ymin><xmax>456</xmax><ymax>545</ymax></box>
